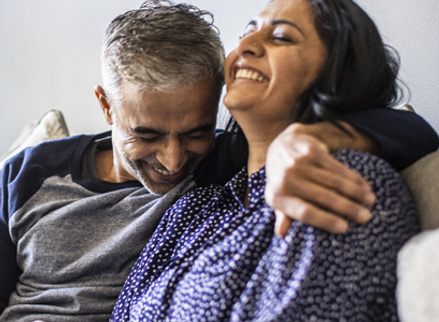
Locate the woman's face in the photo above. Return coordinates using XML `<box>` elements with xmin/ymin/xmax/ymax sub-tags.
<box><xmin>223</xmin><ymin>0</ymin><xmax>327</xmax><ymax>125</ymax></box>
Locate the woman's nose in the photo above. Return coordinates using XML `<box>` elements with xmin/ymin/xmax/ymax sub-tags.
<box><xmin>235</xmin><ymin>32</ymin><xmax>265</xmax><ymax>58</ymax></box>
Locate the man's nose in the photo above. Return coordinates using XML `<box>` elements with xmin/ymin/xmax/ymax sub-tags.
<box><xmin>156</xmin><ymin>140</ymin><xmax>187</xmax><ymax>174</ymax></box>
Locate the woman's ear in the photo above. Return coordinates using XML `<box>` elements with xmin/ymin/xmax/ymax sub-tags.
<box><xmin>94</xmin><ymin>85</ymin><xmax>113</xmax><ymax>125</ymax></box>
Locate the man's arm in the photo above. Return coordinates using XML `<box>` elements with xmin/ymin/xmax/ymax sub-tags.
<box><xmin>0</xmin><ymin>223</ymin><xmax>19</xmax><ymax>313</ymax></box>
<box><xmin>0</xmin><ymin>162</ymin><xmax>20</xmax><ymax>313</ymax></box>
<box><xmin>338</xmin><ymin>108</ymin><xmax>439</xmax><ymax>170</ymax></box>
<box><xmin>265</xmin><ymin>108</ymin><xmax>439</xmax><ymax>237</ymax></box>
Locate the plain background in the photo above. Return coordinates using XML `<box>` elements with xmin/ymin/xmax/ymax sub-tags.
<box><xmin>0</xmin><ymin>0</ymin><xmax>438</xmax><ymax>155</ymax></box>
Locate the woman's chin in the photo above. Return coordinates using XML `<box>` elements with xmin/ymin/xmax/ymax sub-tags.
<box><xmin>223</xmin><ymin>94</ymin><xmax>258</xmax><ymax>113</ymax></box>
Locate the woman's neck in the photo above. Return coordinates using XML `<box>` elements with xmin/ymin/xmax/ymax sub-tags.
<box><xmin>239</xmin><ymin>120</ymin><xmax>287</xmax><ymax>175</ymax></box>
<box><xmin>246</xmin><ymin>140</ymin><xmax>271</xmax><ymax>174</ymax></box>
<box><xmin>235</xmin><ymin>117</ymin><xmax>288</xmax><ymax>207</ymax></box>
<box><xmin>242</xmin><ymin>136</ymin><xmax>276</xmax><ymax>207</ymax></box>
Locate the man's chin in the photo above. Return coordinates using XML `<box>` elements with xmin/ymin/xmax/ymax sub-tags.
<box><xmin>136</xmin><ymin>163</ymin><xmax>197</xmax><ymax>195</ymax></box>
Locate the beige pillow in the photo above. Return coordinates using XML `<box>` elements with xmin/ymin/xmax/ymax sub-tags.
<box><xmin>0</xmin><ymin>109</ymin><xmax>69</xmax><ymax>169</ymax></box>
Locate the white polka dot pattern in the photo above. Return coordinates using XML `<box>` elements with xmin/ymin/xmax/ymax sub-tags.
<box><xmin>111</xmin><ymin>150</ymin><xmax>419</xmax><ymax>321</ymax></box>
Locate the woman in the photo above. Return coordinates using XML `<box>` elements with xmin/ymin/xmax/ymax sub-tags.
<box><xmin>111</xmin><ymin>0</ymin><xmax>418</xmax><ymax>320</ymax></box>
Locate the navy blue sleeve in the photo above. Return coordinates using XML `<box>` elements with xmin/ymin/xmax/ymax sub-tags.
<box><xmin>339</xmin><ymin>108</ymin><xmax>439</xmax><ymax>170</ymax></box>
<box><xmin>196</xmin><ymin>109</ymin><xmax>439</xmax><ymax>185</ymax></box>
<box><xmin>0</xmin><ymin>157</ymin><xmax>22</xmax><ymax>313</ymax></box>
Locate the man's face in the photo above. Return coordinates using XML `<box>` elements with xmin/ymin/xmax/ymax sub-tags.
<box><xmin>110</xmin><ymin>81</ymin><xmax>220</xmax><ymax>195</ymax></box>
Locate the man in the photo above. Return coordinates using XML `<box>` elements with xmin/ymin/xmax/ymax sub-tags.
<box><xmin>0</xmin><ymin>1</ymin><xmax>437</xmax><ymax>321</ymax></box>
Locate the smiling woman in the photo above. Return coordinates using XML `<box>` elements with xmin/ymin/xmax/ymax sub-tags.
<box><xmin>110</xmin><ymin>0</ymin><xmax>420</xmax><ymax>321</ymax></box>
<box><xmin>224</xmin><ymin>0</ymin><xmax>328</xmax><ymax>173</ymax></box>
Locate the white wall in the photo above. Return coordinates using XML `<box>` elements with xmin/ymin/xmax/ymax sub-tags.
<box><xmin>357</xmin><ymin>0</ymin><xmax>439</xmax><ymax>136</ymax></box>
<box><xmin>0</xmin><ymin>0</ymin><xmax>438</xmax><ymax>154</ymax></box>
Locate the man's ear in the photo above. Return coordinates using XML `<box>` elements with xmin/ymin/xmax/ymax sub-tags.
<box><xmin>94</xmin><ymin>85</ymin><xmax>113</xmax><ymax>125</ymax></box>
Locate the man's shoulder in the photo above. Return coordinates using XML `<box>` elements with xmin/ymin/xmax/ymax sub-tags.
<box><xmin>0</xmin><ymin>131</ymin><xmax>112</xmax><ymax>221</ymax></box>
<box><xmin>2</xmin><ymin>131</ymin><xmax>110</xmax><ymax>187</ymax></box>
<box><xmin>9</xmin><ymin>131</ymin><xmax>109</xmax><ymax>165</ymax></box>
<box><xmin>33</xmin><ymin>131</ymin><xmax>110</xmax><ymax>152</ymax></box>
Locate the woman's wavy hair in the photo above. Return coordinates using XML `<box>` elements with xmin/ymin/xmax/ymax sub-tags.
<box><xmin>295</xmin><ymin>0</ymin><xmax>403</xmax><ymax>123</ymax></box>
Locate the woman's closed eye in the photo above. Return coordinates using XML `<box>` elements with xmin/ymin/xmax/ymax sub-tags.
<box><xmin>272</xmin><ymin>33</ymin><xmax>295</xmax><ymax>44</ymax></box>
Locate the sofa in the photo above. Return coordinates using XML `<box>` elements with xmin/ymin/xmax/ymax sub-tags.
<box><xmin>397</xmin><ymin>151</ymin><xmax>439</xmax><ymax>321</ymax></box>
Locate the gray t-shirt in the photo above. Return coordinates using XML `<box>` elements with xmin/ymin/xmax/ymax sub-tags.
<box><xmin>1</xmin><ymin>133</ymin><xmax>195</xmax><ymax>321</ymax></box>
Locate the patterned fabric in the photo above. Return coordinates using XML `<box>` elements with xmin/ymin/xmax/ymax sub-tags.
<box><xmin>111</xmin><ymin>150</ymin><xmax>419</xmax><ymax>321</ymax></box>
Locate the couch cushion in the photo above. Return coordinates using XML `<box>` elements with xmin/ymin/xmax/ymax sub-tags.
<box><xmin>0</xmin><ymin>109</ymin><xmax>69</xmax><ymax>169</ymax></box>
<box><xmin>400</xmin><ymin>151</ymin><xmax>439</xmax><ymax>230</ymax></box>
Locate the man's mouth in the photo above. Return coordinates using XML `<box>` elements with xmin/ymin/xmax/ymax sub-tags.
<box><xmin>151</xmin><ymin>167</ymin><xmax>185</xmax><ymax>183</ymax></box>
<box><xmin>154</xmin><ymin>168</ymin><xmax>178</xmax><ymax>176</ymax></box>
<box><xmin>234</xmin><ymin>68</ymin><xmax>268</xmax><ymax>82</ymax></box>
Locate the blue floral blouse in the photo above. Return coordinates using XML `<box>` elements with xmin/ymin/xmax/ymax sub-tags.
<box><xmin>111</xmin><ymin>150</ymin><xmax>419</xmax><ymax>321</ymax></box>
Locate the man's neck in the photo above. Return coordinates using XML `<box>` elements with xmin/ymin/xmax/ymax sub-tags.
<box><xmin>95</xmin><ymin>149</ymin><xmax>118</xmax><ymax>182</ymax></box>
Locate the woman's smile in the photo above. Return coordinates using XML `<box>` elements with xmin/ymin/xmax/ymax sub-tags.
<box><xmin>234</xmin><ymin>67</ymin><xmax>269</xmax><ymax>82</ymax></box>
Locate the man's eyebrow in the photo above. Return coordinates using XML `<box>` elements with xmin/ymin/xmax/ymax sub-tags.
<box><xmin>130</xmin><ymin>126</ymin><xmax>162</xmax><ymax>135</ymax></box>
<box><xmin>130</xmin><ymin>123</ymin><xmax>215</xmax><ymax>136</ymax></box>
<box><xmin>272</xmin><ymin>19</ymin><xmax>304</xmax><ymax>36</ymax></box>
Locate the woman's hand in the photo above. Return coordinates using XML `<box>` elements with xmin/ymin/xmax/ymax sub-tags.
<box><xmin>265</xmin><ymin>122</ymin><xmax>377</xmax><ymax>237</ymax></box>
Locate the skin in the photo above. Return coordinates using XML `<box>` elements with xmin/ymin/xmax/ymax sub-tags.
<box><xmin>94</xmin><ymin>80</ymin><xmax>220</xmax><ymax>195</ymax></box>
<box><xmin>224</xmin><ymin>0</ymin><xmax>328</xmax><ymax>174</ymax></box>
<box><xmin>266</xmin><ymin>123</ymin><xmax>376</xmax><ymax>236</ymax></box>
<box><xmin>224</xmin><ymin>0</ymin><xmax>375</xmax><ymax>235</ymax></box>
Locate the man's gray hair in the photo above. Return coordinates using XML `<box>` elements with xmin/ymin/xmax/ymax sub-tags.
<box><xmin>101</xmin><ymin>0</ymin><xmax>225</xmax><ymax>106</ymax></box>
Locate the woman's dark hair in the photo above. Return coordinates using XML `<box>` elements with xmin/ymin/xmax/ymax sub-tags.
<box><xmin>226</xmin><ymin>0</ymin><xmax>404</xmax><ymax>153</ymax></box>
<box><xmin>295</xmin><ymin>0</ymin><xmax>403</xmax><ymax>122</ymax></box>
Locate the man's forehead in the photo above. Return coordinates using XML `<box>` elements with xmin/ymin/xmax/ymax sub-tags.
<box><xmin>123</xmin><ymin>81</ymin><xmax>220</xmax><ymax>112</ymax></box>
<box><xmin>118</xmin><ymin>86</ymin><xmax>215</xmax><ymax>133</ymax></box>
